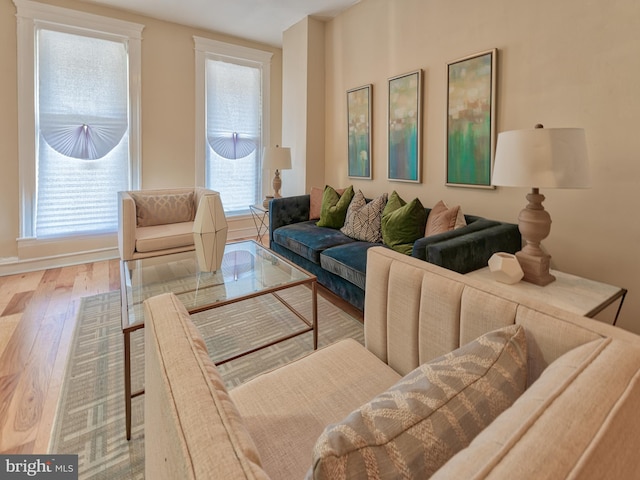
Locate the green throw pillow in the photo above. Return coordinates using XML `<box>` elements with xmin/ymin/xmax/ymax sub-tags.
<box><xmin>316</xmin><ymin>185</ymin><xmax>354</xmax><ymax>229</ymax></box>
<box><xmin>381</xmin><ymin>191</ymin><xmax>427</xmax><ymax>255</ymax></box>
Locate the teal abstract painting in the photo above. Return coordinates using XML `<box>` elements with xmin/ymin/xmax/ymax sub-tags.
<box><xmin>447</xmin><ymin>49</ymin><xmax>496</xmax><ymax>188</ymax></box>
<box><xmin>347</xmin><ymin>85</ymin><xmax>372</xmax><ymax>178</ymax></box>
<box><xmin>388</xmin><ymin>70</ymin><xmax>422</xmax><ymax>183</ymax></box>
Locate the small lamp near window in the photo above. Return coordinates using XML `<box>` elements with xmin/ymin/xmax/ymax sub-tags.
<box><xmin>262</xmin><ymin>145</ymin><xmax>292</xmax><ymax>208</ymax></box>
<box><xmin>492</xmin><ymin>124</ymin><xmax>590</xmax><ymax>286</ymax></box>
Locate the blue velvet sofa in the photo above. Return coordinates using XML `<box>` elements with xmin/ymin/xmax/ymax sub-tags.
<box><xmin>269</xmin><ymin>194</ymin><xmax>521</xmax><ymax>311</ymax></box>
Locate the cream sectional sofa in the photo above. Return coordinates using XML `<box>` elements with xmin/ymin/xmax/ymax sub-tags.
<box><xmin>144</xmin><ymin>246</ymin><xmax>640</xmax><ymax>479</ymax></box>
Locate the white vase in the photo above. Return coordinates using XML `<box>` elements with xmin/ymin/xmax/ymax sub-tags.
<box><xmin>488</xmin><ymin>252</ymin><xmax>524</xmax><ymax>284</ymax></box>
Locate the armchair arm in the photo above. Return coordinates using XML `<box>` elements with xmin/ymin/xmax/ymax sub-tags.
<box><xmin>118</xmin><ymin>191</ymin><xmax>137</xmax><ymax>261</ymax></box>
<box><xmin>268</xmin><ymin>195</ymin><xmax>311</xmax><ymax>246</ymax></box>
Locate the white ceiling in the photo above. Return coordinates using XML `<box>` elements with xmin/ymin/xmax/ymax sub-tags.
<box><xmin>76</xmin><ymin>0</ymin><xmax>360</xmax><ymax>47</ymax></box>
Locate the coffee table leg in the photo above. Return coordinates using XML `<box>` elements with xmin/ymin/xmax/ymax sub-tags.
<box><xmin>124</xmin><ymin>330</ymin><xmax>132</xmax><ymax>440</ymax></box>
<box><xmin>312</xmin><ymin>282</ymin><xmax>318</xmax><ymax>349</ymax></box>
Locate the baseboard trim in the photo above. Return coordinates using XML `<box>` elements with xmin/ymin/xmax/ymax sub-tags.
<box><xmin>0</xmin><ymin>227</ymin><xmax>259</xmax><ymax>277</ymax></box>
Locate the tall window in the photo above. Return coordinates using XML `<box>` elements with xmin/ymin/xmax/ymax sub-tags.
<box><xmin>15</xmin><ymin>0</ymin><xmax>143</xmax><ymax>240</ymax></box>
<box><xmin>194</xmin><ymin>37</ymin><xmax>272</xmax><ymax>216</ymax></box>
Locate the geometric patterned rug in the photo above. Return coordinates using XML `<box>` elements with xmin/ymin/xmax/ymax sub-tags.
<box><xmin>48</xmin><ymin>286</ymin><xmax>364</xmax><ymax>479</ymax></box>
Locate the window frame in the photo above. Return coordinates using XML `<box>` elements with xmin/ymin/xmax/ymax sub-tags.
<box><xmin>193</xmin><ymin>36</ymin><xmax>272</xmax><ymax>216</ymax></box>
<box><xmin>14</xmin><ymin>0</ymin><xmax>144</xmax><ymax>241</ymax></box>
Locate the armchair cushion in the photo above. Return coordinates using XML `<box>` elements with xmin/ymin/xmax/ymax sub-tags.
<box><xmin>130</xmin><ymin>191</ymin><xmax>195</xmax><ymax>227</ymax></box>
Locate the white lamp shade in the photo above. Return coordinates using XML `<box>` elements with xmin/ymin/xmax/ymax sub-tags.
<box><xmin>492</xmin><ymin>128</ymin><xmax>590</xmax><ymax>188</ymax></box>
<box><xmin>262</xmin><ymin>146</ymin><xmax>292</xmax><ymax>171</ymax></box>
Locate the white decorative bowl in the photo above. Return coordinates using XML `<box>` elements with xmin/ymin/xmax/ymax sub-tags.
<box><xmin>488</xmin><ymin>252</ymin><xmax>524</xmax><ymax>284</ymax></box>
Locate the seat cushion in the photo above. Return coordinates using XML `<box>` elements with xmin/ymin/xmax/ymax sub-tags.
<box><xmin>135</xmin><ymin>221</ymin><xmax>195</xmax><ymax>253</ymax></box>
<box><xmin>320</xmin><ymin>242</ymin><xmax>379</xmax><ymax>289</ymax></box>
<box><xmin>230</xmin><ymin>339</ymin><xmax>402</xmax><ymax>480</ymax></box>
<box><xmin>309</xmin><ymin>325</ymin><xmax>528</xmax><ymax>479</ymax></box>
<box><xmin>272</xmin><ymin>221</ymin><xmax>356</xmax><ymax>264</ymax></box>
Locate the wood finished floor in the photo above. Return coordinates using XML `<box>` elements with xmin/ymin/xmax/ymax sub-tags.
<box><xmin>0</xmin><ymin>245</ymin><xmax>362</xmax><ymax>455</ymax></box>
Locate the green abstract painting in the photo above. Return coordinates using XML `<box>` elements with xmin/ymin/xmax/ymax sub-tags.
<box><xmin>347</xmin><ymin>85</ymin><xmax>372</xmax><ymax>178</ymax></box>
<box><xmin>447</xmin><ymin>49</ymin><xmax>496</xmax><ymax>188</ymax></box>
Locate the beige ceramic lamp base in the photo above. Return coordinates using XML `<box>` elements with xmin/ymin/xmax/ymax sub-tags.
<box><xmin>516</xmin><ymin>188</ymin><xmax>555</xmax><ymax>286</ymax></box>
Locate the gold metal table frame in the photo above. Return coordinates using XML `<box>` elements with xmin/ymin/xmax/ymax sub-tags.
<box><xmin>120</xmin><ymin>240</ymin><xmax>317</xmax><ymax>440</ymax></box>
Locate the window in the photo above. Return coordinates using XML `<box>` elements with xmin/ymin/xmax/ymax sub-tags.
<box><xmin>15</xmin><ymin>0</ymin><xmax>143</xmax><ymax>240</ymax></box>
<box><xmin>194</xmin><ymin>37</ymin><xmax>272</xmax><ymax>216</ymax></box>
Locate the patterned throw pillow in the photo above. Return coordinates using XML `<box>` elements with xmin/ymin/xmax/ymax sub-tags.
<box><xmin>308</xmin><ymin>324</ymin><xmax>528</xmax><ymax>480</ymax></box>
<box><xmin>340</xmin><ymin>191</ymin><xmax>387</xmax><ymax>242</ymax></box>
<box><xmin>131</xmin><ymin>192</ymin><xmax>195</xmax><ymax>227</ymax></box>
<box><xmin>316</xmin><ymin>185</ymin><xmax>355</xmax><ymax>229</ymax></box>
<box><xmin>381</xmin><ymin>191</ymin><xmax>427</xmax><ymax>255</ymax></box>
<box><xmin>425</xmin><ymin>200</ymin><xmax>466</xmax><ymax>237</ymax></box>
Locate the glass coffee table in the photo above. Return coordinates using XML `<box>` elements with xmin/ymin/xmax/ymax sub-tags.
<box><xmin>120</xmin><ymin>240</ymin><xmax>317</xmax><ymax>439</ymax></box>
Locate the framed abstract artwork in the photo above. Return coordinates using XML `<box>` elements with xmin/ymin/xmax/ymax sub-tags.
<box><xmin>347</xmin><ymin>84</ymin><xmax>372</xmax><ymax>179</ymax></box>
<box><xmin>446</xmin><ymin>48</ymin><xmax>497</xmax><ymax>188</ymax></box>
<box><xmin>388</xmin><ymin>69</ymin><xmax>422</xmax><ymax>183</ymax></box>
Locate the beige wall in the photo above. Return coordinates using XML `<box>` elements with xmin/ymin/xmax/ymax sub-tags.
<box><xmin>0</xmin><ymin>0</ymin><xmax>282</xmax><ymax>261</ymax></box>
<box><xmin>281</xmin><ymin>16</ymin><xmax>325</xmax><ymax>197</ymax></box>
<box><xmin>324</xmin><ymin>0</ymin><xmax>640</xmax><ymax>332</ymax></box>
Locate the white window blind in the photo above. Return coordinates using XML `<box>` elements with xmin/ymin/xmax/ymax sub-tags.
<box><xmin>205</xmin><ymin>59</ymin><xmax>262</xmax><ymax>214</ymax></box>
<box><xmin>36</xmin><ymin>29</ymin><xmax>130</xmax><ymax>237</ymax></box>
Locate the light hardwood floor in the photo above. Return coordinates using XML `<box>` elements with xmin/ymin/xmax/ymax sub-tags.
<box><xmin>0</xmin><ymin>247</ymin><xmax>362</xmax><ymax>455</ymax></box>
<box><xmin>0</xmin><ymin>259</ymin><xmax>121</xmax><ymax>454</ymax></box>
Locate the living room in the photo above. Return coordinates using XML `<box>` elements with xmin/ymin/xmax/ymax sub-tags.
<box><xmin>1</xmin><ymin>0</ymin><xmax>638</xmax><ymax>335</ymax></box>
<box><xmin>0</xmin><ymin>0</ymin><xmax>639</xmax><ymax>476</ymax></box>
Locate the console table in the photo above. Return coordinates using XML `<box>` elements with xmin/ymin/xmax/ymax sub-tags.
<box><xmin>466</xmin><ymin>268</ymin><xmax>627</xmax><ymax>325</ymax></box>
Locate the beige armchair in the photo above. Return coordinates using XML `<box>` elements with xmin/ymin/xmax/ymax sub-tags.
<box><xmin>118</xmin><ymin>187</ymin><xmax>218</xmax><ymax>261</ymax></box>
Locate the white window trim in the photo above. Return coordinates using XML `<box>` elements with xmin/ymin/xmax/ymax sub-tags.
<box><xmin>14</xmin><ymin>0</ymin><xmax>144</xmax><ymax>245</ymax></box>
<box><xmin>193</xmin><ymin>36</ymin><xmax>272</xmax><ymax>197</ymax></box>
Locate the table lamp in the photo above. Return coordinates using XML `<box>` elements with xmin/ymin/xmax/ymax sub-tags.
<box><xmin>262</xmin><ymin>145</ymin><xmax>291</xmax><ymax>208</ymax></box>
<box><xmin>492</xmin><ymin>124</ymin><xmax>590</xmax><ymax>286</ymax></box>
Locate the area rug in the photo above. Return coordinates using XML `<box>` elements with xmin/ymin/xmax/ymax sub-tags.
<box><xmin>48</xmin><ymin>286</ymin><xmax>364</xmax><ymax>479</ymax></box>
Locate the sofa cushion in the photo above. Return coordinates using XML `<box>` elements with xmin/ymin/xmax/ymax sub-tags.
<box><xmin>273</xmin><ymin>221</ymin><xmax>356</xmax><ymax>264</ymax></box>
<box><xmin>230</xmin><ymin>339</ymin><xmax>402</xmax><ymax>480</ymax></box>
<box><xmin>340</xmin><ymin>191</ymin><xmax>387</xmax><ymax>243</ymax></box>
<box><xmin>317</xmin><ymin>185</ymin><xmax>355</xmax><ymax>229</ymax></box>
<box><xmin>131</xmin><ymin>191</ymin><xmax>195</xmax><ymax>227</ymax></box>
<box><xmin>425</xmin><ymin>200</ymin><xmax>465</xmax><ymax>237</ymax></box>
<box><xmin>381</xmin><ymin>191</ymin><xmax>427</xmax><ymax>255</ymax></box>
<box><xmin>136</xmin><ymin>222</ymin><xmax>193</xmax><ymax>253</ymax></box>
<box><xmin>320</xmin><ymin>242</ymin><xmax>378</xmax><ymax>289</ymax></box>
<box><xmin>135</xmin><ymin>221</ymin><xmax>195</xmax><ymax>253</ymax></box>
<box><xmin>308</xmin><ymin>324</ymin><xmax>528</xmax><ymax>479</ymax></box>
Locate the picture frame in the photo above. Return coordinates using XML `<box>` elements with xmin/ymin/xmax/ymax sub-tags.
<box><xmin>388</xmin><ymin>69</ymin><xmax>422</xmax><ymax>183</ymax></box>
<box><xmin>347</xmin><ymin>84</ymin><xmax>372</xmax><ymax>179</ymax></box>
<box><xmin>446</xmin><ymin>48</ymin><xmax>497</xmax><ymax>188</ymax></box>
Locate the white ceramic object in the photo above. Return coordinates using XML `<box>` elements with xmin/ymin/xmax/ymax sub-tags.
<box><xmin>193</xmin><ymin>193</ymin><xmax>228</xmax><ymax>272</ymax></box>
<box><xmin>488</xmin><ymin>252</ymin><xmax>524</xmax><ymax>284</ymax></box>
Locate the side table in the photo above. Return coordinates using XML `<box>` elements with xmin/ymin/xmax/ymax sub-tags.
<box><xmin>466</xmin><ymin>267</ymin><xmax>627</xmax><ymax>325</ymax></box>
<box><xmin>249</xmin><ymin>204</ymin><xmax>269</xmax><ymax>243</ymax></box>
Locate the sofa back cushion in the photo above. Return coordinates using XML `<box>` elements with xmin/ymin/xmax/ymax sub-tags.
<box><xmin>308</xmin><ymin>324</ymin><xmax>528</xmax><ymax>479</ymax></box>
<box><xmin>131</xmin><ymin>191</ymin><xmax>195</xmax><ymax>227</ymax></box>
